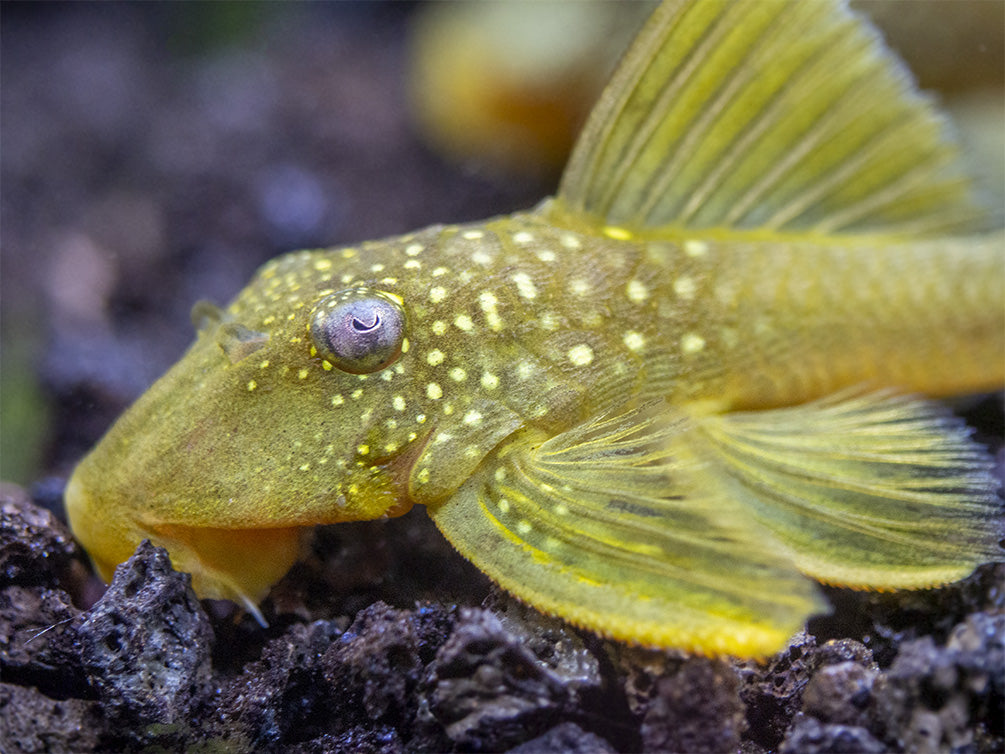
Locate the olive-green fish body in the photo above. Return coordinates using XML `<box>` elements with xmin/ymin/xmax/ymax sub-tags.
<box><xmin>67</xmin><ymin>0</ymin><xmax>1005</xmax><ymax>656</ymax></box>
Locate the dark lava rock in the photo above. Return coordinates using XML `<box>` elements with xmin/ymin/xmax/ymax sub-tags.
<box><xmin>77</xmin><ymin>540</ymin><xmax>213</xmax><ymax>733</ymax></box>
<box><xmin>0</xmin><ymin>484</ymin><xmax>84</xmax><ymax>591</ymax></box>
<box><xmin>202</xmin><ymin>618</ymin><xmax>346</xmax><ymax>751</ymax></box>
<box><xmin>418</xmin><ymin>605</ymin><xmax>603</xmax><ymax>751</ymax></box>
<box><xmin>0</xmin><ymin>683</ymin><xmax>103</xmax><ymax>754</ymax></box>
<box><xmin>639</xmin><ymin>657</ymin><xmax>746</xmax><ymax>754</ymax></box>
<box><xmin>871</xmin><ymin>612</ymin><xmax>1005</xmax><ymax>753</ymax></box>
<box><xmin>779</xmin><ymin>714</ymin><xmax>886</xmax><ymax>754</ymax></box>
<box><xmin>0</xmin><ymin>585</ymin><xmax>85</xmax><ymax>698</ymax></box>
<box><xmin>736</xmin><ymin>634</ymin><xmax>877</xmax><ymax>751</ymax></box>
<box><xmin>323</xmin><ymin>600</ymin><xmax>456</xmax><ymax>726</ymax></box>
<box><xmin>505</xmin><ymin>721</ymin><xmax>618</xmax><ymax>754</ymax></box>
<box><xmin>801</xmin><ymin>661</ymin><xmax>879</xmax><ymax>728</ymax></box>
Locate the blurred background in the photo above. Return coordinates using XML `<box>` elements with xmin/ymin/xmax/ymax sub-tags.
<box><xmin>2</xmin><ymin>1</ymin><xmax>1002</xmax><ymax>492</ymax></box>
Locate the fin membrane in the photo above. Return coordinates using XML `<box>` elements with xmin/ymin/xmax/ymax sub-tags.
<box><xmin>696</xmin><ymin>390</ymin><xmax>1003</xmax><ymax>588</ymax></box>
<box><xmin>428</xmin><ymin>403</ymin><xmax>825</xmax><ymax>657</ymax></box>
<box><xmin>555</xmin><ymin>0</ymin><xmax>986</xmax><ymax>236</ymax></box>
<box><xmin>429</xmin><ymin>392</ymin><xmax>1002</xmax><ymax>656</ymax></box>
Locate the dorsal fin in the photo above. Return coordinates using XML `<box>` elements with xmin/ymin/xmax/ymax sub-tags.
<box><xmin>553</xmin><ymin>0</ymin><xmax>988</xmax><ymax>238</ymax></box>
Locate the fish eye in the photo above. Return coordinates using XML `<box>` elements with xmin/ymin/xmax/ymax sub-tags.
<box><xmin>309</xmin><ymin>288</ymin><xmax>406</xmax><ymax>374</ymax></box>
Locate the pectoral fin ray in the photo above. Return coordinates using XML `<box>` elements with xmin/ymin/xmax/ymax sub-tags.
<box><xmin>428</xmin><ymin>402</ymin><xmax>825</xmax><ymax>657</ymax></box>
<box><xmin>428</xmin><ymin>392</ymin><xmax>1002</xmax><ymax>656</ymax></box>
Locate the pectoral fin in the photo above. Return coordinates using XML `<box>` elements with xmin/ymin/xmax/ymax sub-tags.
<box><xmin>695</xmin><ymin>390</ymin><xmax>1003</xmax><ymax>589</ymax></box>
<box><xmin>427</xmin><ymin>402</ymin><xmax>825</xmax><ymax>657</ymax></box>
<box><xmin>554</xmin><ymin>0</ymin><xmax>988</xmax><ymax>237</ymax></box>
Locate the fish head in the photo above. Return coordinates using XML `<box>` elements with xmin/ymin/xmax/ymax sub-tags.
<box><xmin>65</xmin><ymin>232</ymin><xmax>526</xmax><ymax>605</ymax></box>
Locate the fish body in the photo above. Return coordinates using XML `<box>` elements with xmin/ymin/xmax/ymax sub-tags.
<box><xmin>67</xmin><ymin>0</ymin><xmax>1004</xmax><ymax>656</ymax></box>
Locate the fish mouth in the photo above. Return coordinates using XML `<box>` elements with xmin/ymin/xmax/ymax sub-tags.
<box><xmin>65</xmin><ymin>456</ymin><xmax>305</xmax><ymax>611</ymax></box>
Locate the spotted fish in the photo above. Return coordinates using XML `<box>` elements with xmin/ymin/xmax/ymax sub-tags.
<box><xmin>66</xmin><ymin>0</ymin><xmax>1004</xmax><ymax>657</ymax></box>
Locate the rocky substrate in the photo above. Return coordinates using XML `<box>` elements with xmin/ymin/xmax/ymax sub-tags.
<box><xmin>2</xmin><ymin>484</ymin><xmax>1003</xmax><ymax>753</ymax></box>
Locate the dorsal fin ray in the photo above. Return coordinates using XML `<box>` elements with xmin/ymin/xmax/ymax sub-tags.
<box><xmin>553</xmin><ymin>0</ymin><xmax>988</xmax><ymax>238</ymax></box>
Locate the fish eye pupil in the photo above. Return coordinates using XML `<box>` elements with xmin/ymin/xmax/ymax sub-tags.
<box><xmin>351</xmin><ymin>313</ymin><xmax>380</xmax><ymax>332</ymax></box>
<box><xmin>310</xmin><ymin>288</ymin><xmax>406</xmax><ymax>374</ymax></box>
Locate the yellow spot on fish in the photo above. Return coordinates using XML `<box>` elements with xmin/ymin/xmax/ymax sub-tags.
<box><xmin>429</xmin><ymin>286</ymin><xmax>447</xmax><ymax>304</ymax></box>
<box><xmin>298</xmin><ymin>368</ymin><xmax>309</xmax><ymax>380</ymax></box>
<box><xmin>684</xmin><ymin>239</ymin><xmax>709</xmax><ymax>257</ymax></box>
<box><xmin>681</xmin><ymin>333</ymin><xmax>706</xmax><ymax>354</ymax></box>
<box><xmin>340</xmin><ymin>248</ymin><xmax>357</xmax><ymax>259</ymax></box>
<box><xmin>673</xmin><ymin>276</ymin><xmax>697</xmax><ymax>299</ymax></box>
<box><xmin>462</xmin><ymin>229</ymin><xmax>484</xmax><ymax>240</ymax></box>
<box><xmin>416</xmin><ymin>468</ymin><xmax>430</xmax><ymax>484</ymax></box>
<box><xmin>247</xmin><ymin>380</ymin><xmax>257</xmax><ymax>391</ymax></box>
<box><xmin>472</xmin><ymin>250</ymin><xmax>493</xmax><ymax>266</ymax></box>
<box><xmin>449</xmin><ymin>367</ymin><xmax>467</xmax><ymax>382</ymax></box>
<box><xmin>537</xmin><ymin>249</ymin><xmax>557</xmax><ymax>263</ymax></box>
<box><xmin>393</xmin><ymin>395</ymin><xmax>406</xmax><ymax>411</ymax></box>
<box><xmin>404</xmin><ymin>259</ymin><xmax>422</xmax><ymax>270</ymax></box>
<box><xmin>331</xmin><ymin>394</ymin><xmax>344</xmax><ymax>407</ymax></box>
<box><xmin>478</xmin><ymin>291</ymin><xmax>503</xmax><ymax>331</ymax></box>
<box><xmin>540</xmin><ymin>311</ymin><xmax>561</xmax><ymax>331</ymax></box>
<box><xmin>427</xmin><ymin>383</ymin><xmax>443</xmax><ymax>400</ymax></box>
<box><xmin>517</xmin><ymin>519</ymin><xmax>533</xmax><ymax>535</ymax></box>
<box><xmin>299</xmin><ymin>463</ymin><xmax>310</xmax><ymax>471</ymax></box>
<box><xmin>481</xmin><ymin>372</ymin><xmax>499</xmax><ymax>390</ymax></box>
<box><xmin>384</xmin><ymin>442</ymin><xmax>399</xmax><ymax>453</ymax></box>
<box><xmin>454</xmin><ymin>314</ymin><xmax>474</xmax><ymax>331</ymax></box>
<box><xmin>431</xmin><ymin>320</ymin><xmax>448</xmax><ymax>335</ymax></box>
<box><xmin>432</xmin><ymin>266</ymin><xmax>449</xmax><ymax>277</ymax></box>
<box><xmin>322</xmin><ymin>360</ymin><xmax>333</xmax><ymax>371</ymax></box>
<box><xmin>623</xmin><ymin>331</ymin><xmax>645</xmax><ymax>352</ymax></box>
<box><xmin>426</xmin><ymin>349</ymin><xmax>445</xmax><ymax>366</ymax></box>
<box><xmin>560</xmin><ymin>233</ymin><xmax>582</xmax><ymax>250</ymax></box>
<box><xmin>463</xmin><ymin>410</ymin><xmax>483</xmax><ymax>426</ymax></box>
<box><xmin>568</xmin><ymin>344</ymin><xmax>594</xmax><ymax>367</ymax></box>
<box><xmin>626</xmin><ymin>279</ymin><xmax>649</xmax><ymax>303</ymax></box>
<box><xmin>511</xmin><ymin>272</ymin><xmax>537</xmax><ymax>300</ymax></box>
<box><xmin>498</xmin><ymin>498</ymin><xmax>511</xmax><ymax>514</ymax></box>
<box><xmin>401</xmin><ymin>338</ymin><xmax>410</xmax><ymax>354</ymax></box>
<box><xmin>405</xmin><ymin>243</ymin><xmax>423</xmax><ymax>256</ymax></box>
<box><xmin>603</xmin><ymin>226</ymin><xmax>632</xmax><ymax>240</ymax></box>
<box><xmin>352</xmin><ymin>388</ymin><xmax>364</xmax><ymax>400</ymax></box>
<box><xmin>513</xmin><ymin>231</ymin><xmax>534</xmax><ymax>244</ymax></box>
<box><xmin>357</xmin><ymin>444</ymin><xmax>370</xmax><ymax>456</ymax></box>
<box><xmin>259</xmin><ymin>360</ymin><xmax>270</xmax><ymax>369</ymax></box>
<box><xmin>516</xmin><ymin>360</ymin><xmax>535</xmax><ymax>380</ymax></box>
<box><xmin>569</xmin><ymin>278</ymin><xmax>590</xmax><ymax>296</ymax></box>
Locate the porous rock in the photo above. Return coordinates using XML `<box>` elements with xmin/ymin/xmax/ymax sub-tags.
<box><xmin>418</xmin><ymin>605</ymin><xmax>603</xmax><ymax>751</ymax></box>
<box><xmin>323</xmin><ymin>600</ymin><xmax>456</xmax><ymax>725</ymax></box>
<box><xmin>504</xmin><ymin>721</ymin><xmax>618</xmax><ymax>754</ymax></box>
<box><xmin>801</xmin><ymin>661</ymin><xmax>878</xmax><ymax>728</ymax></box>
<box><xmin>77</xmin><ymin>540</ymin><xmax>213</xmax><ymax>727</ymax></box>
<box><xmin>0</xmin><ymin>682</ymin><xmax>103</xmax><ymax>754</ymax></box>
<box><xmin>0</xmin><ymin>484</ymin><xmax>83</xmax><ymax>589</ymax></box>
<box><xmin>736</xmin><ymin>634</ymin><xmax>876</xmax><ymax>751</ymax></box>
<box><xmin>639</xmin><ymin>657</ymin><xmax>746</xmax><ymax>754</ymax></box>
<box><xmin>779</xmin><ymin>713</ymin><xmax>886</xmax><ymax>754</ymax></box>
<box><xmin>203</xmin><ymin>618</ymin><xmax>346</xmax><ymax>751</ymax></box>
<box><xmin>0</xmin><ymin>585</ymin><xmax>85</xmax><ymax>697</ymax></box>
<box><xmin>871</xmin><ymin>612</ymin><xmax>1004</xmax><ymax>753</ymax></box>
